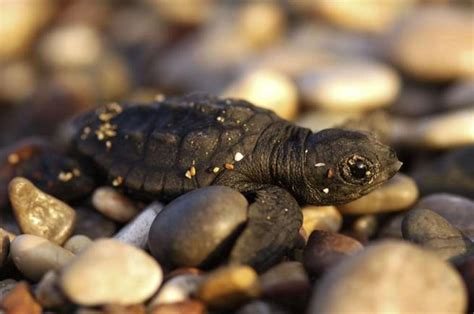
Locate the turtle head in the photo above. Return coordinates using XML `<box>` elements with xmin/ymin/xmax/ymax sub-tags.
<box><xmin>300</xmin><ymin>128</ymin><xmax>402</xmax><ymax>205</ymax></box>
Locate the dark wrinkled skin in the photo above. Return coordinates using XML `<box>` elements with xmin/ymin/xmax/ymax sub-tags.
<box><xmin>71</xmin><ymin>94</ymin><xmax>401</xmax><ymax>271</ymax></box>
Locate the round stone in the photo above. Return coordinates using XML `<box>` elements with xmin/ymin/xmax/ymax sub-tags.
<box><xmin>63</xmin><ymin>235</ymin><xmax>92</xmax><ymax>254</ymax></box>
<box><xmin>299</xmin><ymin>61</ymin><xmax>400</xmax><ymax>112</ymax></box>
<box><xmin>301</xmin><ymin>205</ymin><xmax>342</xmax><ymax>235</ymax></box>
<box><xmin>10</xmin><ymin>235</ymin><xmax>74</xmax><ymax>282</ymax></box>
<box><xmin>60</xmin><ymin>238</ymin><xmax>162</xmax><ymax>306</ymax></box>
<box><xmin>148</xmin><ymin>186</ymin><xmax>248</xmax><ymax>269</ymax></box>
<box><xmin>9</xmin><ymin>177</ymin><xmax>76</xmax><ymax>245</ymax></box>
<box><xmin>303</xmin><ymin>230</ymin><xmax>363</xmax><ymax>277</ymax></box>
<box><xmin>338</xmin><ymin>173</ymin><xmax>419</xmax><ymax>215</ymax></box>
<box><xmin>389</xmin><ymin>6</ymin><xmax>474</xmax><ymax>81</ymax></box>
<box><xmin>308</xmin><ymin>240</ymin><xmax>468</xmax><ymax>314</ymax></box>
<box><xmin>91</xmin><ymin>186</ymin><xmax>139</xmax><ymax>223</ymax></box>
<box><xmin>402</xmin><ymin>208</ymin><xmax>472</xmax><ymax>260</ymax></box>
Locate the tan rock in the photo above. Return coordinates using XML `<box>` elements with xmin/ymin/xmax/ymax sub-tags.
<box><xmin>309</xmin><ymin>240</ymin><xmax>468</xmax><ymax>314</ymax></box>
<box><xmin>60</xmin><ymin>239</ymin><xmax>162</xmax><ymax>306</ymax></box>
<box><xmin>338</xmin><ymin>173</ymin><xmax>419</xmax><ymax>215</ymax></box>
<box><xmin>92</xmin><ymin>187</ymin><xmax>139</xmax><ymax>223</ymax></box>
<box><xmin>63</xmin><ymin>235</ymin><xmax>92</xmax><ymax>254</ymax></box>
<box><xmin>302</xmin><ymin>205</ymin><xmax>342</xmax><ymax>235</ymax></box>
<box><xmin>10</xmin><ymin>235</ymin><xmax>74</xmax><ymax>281</ymax></box>
<box><xmin>197</xmin><ymin>265</ymin><xmax>260</xmax><ymax>308</ymax></box>
<box><xmin>9</xmin><ymin>177</ymin><xmax>76</xmax><ymax>245</ymax></box>
<box><xmin>148</xmin><ymin>274</ymin><xmax>202</xmax><ymax>307</ymax></box>
<box><xmin>0</xmin><ymin>281</ymin><xmax>42</xmax><ymax>314</ymax></box>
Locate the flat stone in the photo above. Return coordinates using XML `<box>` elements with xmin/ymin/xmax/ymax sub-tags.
<box><xmin>303</xmin><ymin>230</ymin><xmax>363</xmax><ymax>277</ymax></box>
<box><xmin>308</xmin><ymin>240</ymin><xmax>468</xmax><ymax>314</ymax></box>
<box><xmin>60</xmin><ymin>238</ymin><xmax>162</xmax><ymax>306</ymax></box>
<box><xmin>0</xmin><ymin>281</ymin><xmax>41</xmax><ymax>314</ymax></box>
<box><xmin>34</xmin><ymin>271</ymin><xmax>66</xmax><ymax>309</ymax></box>
<box><xmin>115</xmin><ymin>202</ymin><xmax>163</xmax><ymax>248</ymax></box>
<box><xmin>302</xmin><ymin>205</ymin><xmax>342</xmax><ymax>236</ymax></box>
<box><xmin>148</xmin><ymin>274</ymin><xmax>202</xmax><ymax>308</ymax></box>
<box><xmin>197</xmin><ymin>265</ymin><xmax>260</xmax><ymax>308</ymax></box>
<box><xmin>9</xmin><ymin>177</ymin><xmax>76</xmax><ymax>245</ymax></box>
<box><xmin>338</xmin><ymin>173</ymin><xmax>419</xmax><ymax>215</ymax></box>
<box><xmin>73</xmin><ymin>207</ymin><xmax>117</xmax><ymax>239</ymax></box>
<box><xmin>148</xmin><ymin>186</ymin><xmax>248</xmax><ymax>269</ymax></box>
<box><xmin>402</xmin><ymin>208</ymin><xmax>472</xmax><ymax>260</ymax></box>
<box><xmin>92</xmin><ymin>187</ymin><xmax>139</xmax><ymax>223</ymax></box>
<box><xmin>150</xmin><ymin>300</ymin><xmax>205</xmax><ymax>314</ymax></box>
<box><xmin>63</xmin><ymin>235</ymin><xmax>92</xmax><ymax>254</ymax></box>
<box><xmin>260</xmin><ymin>261</ymin><xmax>310</xmax><ymax>302</ymax></box>
<box><xmin>10</xmin><ymin>234</ymin><xmax>74</xmax><ymax>281</ymax></box>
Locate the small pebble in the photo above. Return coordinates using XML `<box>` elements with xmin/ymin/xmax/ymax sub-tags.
<box><xmin>0</xmin><ymin>281</ymin><xmax>41</xmax><ymax>314</ymax></box>
<box><xmin>148</xmin><ymin>274</ymin><xmax>202</xmax><ymax>308</ymax></box>
<box><xmin>402</xmin><ymin>208</ymin><xmax>472</xmax><ymax>260</ymax></box>
<box><xmin>260</xmin><ymin>261</ymin><xmax>310</xmax><ymax>302</ymax></box>
<box><xmin>60</xmin><ymin>239</ymin><xmax>162</xmax><ymax>306</ymax></box>
<box><xmin>453</xmin><ymin>254</ymin><xmax>474</xmax><ymax>313</ymax></box>
<box><xmin>34</xmin><ymin>271</ymin><xmax>67</xmax><ymax>309</ymax></box>
<box><xmin>148</xmin><ymin>186</ymin><xmax>248</xmax><ymax>269</ymax></box>
<box><xmin>350</xmin><ymin>214</ymin><xmax>378</xmax><ymax>243</ymax></box>
<box><xmin>73</xmin><ymin>207</ymin><xmax>117</xmax><ymax>239</ymax></box>
<box><xmin>92</xmin><ymin>186</ymin><xmax>139</xmax><ymax>223</ymax></box>
<box><xmin>10</xmin><ymin>234</ymin><xmax>74</xmax><ymax>282</ymax></box>
<box><xmin>236</xmin><ymin>300</ymin><xmax>291</xmax><ymax>314</ymax></box>
<box><xmin>114</xmin><ymin>202</ymin><xmax>163</xmax><ymax>248</ymax></box>
<box><xmin>338</xmin><ymin>173</ymin><xmax>419</xmax><ymax>215</ymax></box>
<box><xmin>303</xmin><ymin>230</ymin><xmax>363</xmax><ymax>277</ymax></box>
<box><xmin>63</xmin><ymin>235</ymin><xmax>92</xmax><ymax>254</ymax></box>
<box><xmin>197</xmin><ymin>265</ymin><xmax>260</xmax><ymax>308</ymax></box>
<box><xmin>150</xmin><ymin>300</ymin><xmax>206</xmax><ymax>314</ymax></box>
<box><xmin>9</xmin><ymin>177</ymin><xmax>76</xmax><ymax>245</ymax></box>
<box><xmin>301</xmin><ymin>205</ymin><xmax>342</xmax><ymax>235</ymax></box>
<box><xmin>0</xmin><ymin>279</ymin><xmax>17</xmax><ymax>302</ymax></box>
<box><xmin>308</xmin><ymin>240</ymin><xmax>468</xmax><ymax>314</ymax></box>
<box><xmin>299</xmin><ymin>61</ymin><xmax>400</xmax><ymax>112</ymax></box>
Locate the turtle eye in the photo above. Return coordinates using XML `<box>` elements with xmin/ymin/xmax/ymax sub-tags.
<box><xmin>350</xmin><ymin>160</ymin><xmax>368</xmax><ymax>179</ymax></box>
<box><xmin>341</xmin><ymin>155</ymin><xmax>374</xmax><ymax>184</ymax></box>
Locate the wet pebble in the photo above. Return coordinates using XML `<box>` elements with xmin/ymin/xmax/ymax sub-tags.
<box><xmin>197</xmin><ymin>265</ymin><xmax>260</xmax><ymax>308</ymax></box>
<box><xmin>63</xmin><ymin>235</ymin><xmax>92</xmax><ymax>254</ymax></box>
<box><xmin>0</xmin><ymin>281</ymin><xmax>41</xmax><ymax>314</ymax></box>
<box><xmin>309</xmin><ymin>240</ymin><xmax>468</xmax><ymax>313</ymax></box>
<box><xmin>114</xmin><ymin>202</ymin><xmax>163</xmax><ymax>248</ymax></box>
<box><xmin>148</xmin><ymin>186</ymin><xmax>248</xmax><ymax>269</ymax></box>
<box><xmin>150</xmin><ymin>300</ymin><xmax>206</xmax><ymax>314</ymax></box>
<box><xmin>34</xmin><ymin>271</ymin><xmax>67</xmax><ymax>309</ymax></box>
<box><xmin>10</xmin><ymin>234</ymin><xmax>74</xmax><ymax>281</ymax></box>
<box><xmin>402</xmin><ymin>208</ymin><xmax>472</xmax><ymax>260</ymax></box>
<box><xmin>302</xmin><ymin>205</ymin><xmax>342</xmax><ymax>236</ymax></box>
<box><xmin>92</xmin><ymin>187</ymin><xmax>139</xmax><ymax>223</ymax></box>
<box><xmin>73</xmin><ymin>207</ymin><xmax>117</xmax><ymax>239</ymax></box>
<box><xmin>9</xmin><ymin>177</ymin><xmax>76</xmax><ymax>245</ymax></box>
<box><xmin>148</xmin><ymin>273</ymin><xmax>202</xmax><ymax>307</ymax></box>
<box><xmin>338</xmin><ymin>173</ymin><xmax>419</xmax><ymax>215</ymax></box>
<box><xmin>299</xmin><ymin>61</ymin><xmax>400</xmax><ymax>112</ymax></box>
<box><xmin>303</xmin><ymin>230</ymin><xmax>363</xmax><ymax>277</ymax></box>
<box><xmin>60</xmin><ymin>238</ymin><xmax>162</xmax><ymax>306</ymax></box>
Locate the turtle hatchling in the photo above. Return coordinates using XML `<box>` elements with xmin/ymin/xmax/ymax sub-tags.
<box><xmin>70</xmin><ymin>94</ymin><xmax>401</xmax><ymax>270</ymax></box>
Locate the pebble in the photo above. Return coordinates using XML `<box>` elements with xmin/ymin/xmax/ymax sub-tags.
<box><xmin>453</xmin><ymin>254</ymin><xmax>474</xmax><ymax>313</ymax></box>
<box><xmin>308</xmin><ymin>240</ymin><xmax>468</xmax><ymax>314</ymax></box>
<box><xmin>402</xmin><ymin>208</ymin><xmax>472</xmax><ymax>260</ymax></box>
<box><xmin>416</xmin><ymin>193</ymin><xmax>474</xmax><ymax>241</ymax></box>
<box><xmin>303</xmin><ymin>230</ymin><xmax>363</xmax><ymax>277</ymax></box>
<box><xmin>148</xmin><ymin>186</ymin><xmax>248</xmax><ymax>269</ymax></box>
<box><xmin>236</xmin><ymin>300</ymin><xmax>291</xmax><ymax>314</ymax></box>
<box><xmin>148</xmin><ymin>274</ymin><xmax>202</xmax><ymax>307</ymax></box>
<box><xmin>0</xmin><ymin>236</ymin><xmax>9</xmax><ymax>269</ymax></box>
<box><xmin>338</xmin><ymin>173</ymin><xmax>419</xmax><ymax>215</ymax></box>
<box><xmin>63</xmin><ymin>235</ymin><xmax>92</xmax><ymax>254</ymax></box>
<box><xmin>73</xmin><ymin>207</ymin><xmax>117</xmax><ymax>239</ymax></box>
<box><xmin>0</xmin><ymin>228</ymin><xmax>16</xmax><ymax>242</ymax></box>
<box><xmin>114</xmin><ymin>202</ymin><xmax>163</xmax><ymax>248</ymax></box>
<box><xmin>9</xmin><ymin>177</ymin><xmax>76</xmax><ymax>245</ymax></box>
<box><xmin>197</xmin><ymin>265</ymin><xmax>260</xmax><ymax>308</ymax></box>
<box><xmin>34</xmin><ymin>271</ymin><xmax>67</xmax><ymax>309</ymax></box>
<box><xmin>299</xmin><ymin>61</ymin><xmax>400</xmax><ymax>112</ymax></box>
<box><xmin>389</xmin><ymin>6</ymin><xmax>474</xmax><ymax>81</ymax></box>
<box><xmin>10</xmin><ymin>234</ymin><xmax>74</xmax><ymax>282</ymax></box>
<box><xmin>60</xmin><ymin>238</ymin><xmax>162</xmax><ymax>306</ymax></box>
<box><xmin>411</xmin><ymin>146</ymin><xmax>474</xmax><ymax>198</ymax></box>
<box><xmin>101</xmin><ymin>303</ymin><xmax>146</xmax><ymax>314</ymax></box>
<box><xmin>150</xmin><ymin>300</ymin><xmax>206</xmax><ymax>314</ymax></box>
<box><xmin>442</xmin><ymin>80</ymin><xmax>474</xmax><ymax>111</ymax></box>
<box><xmin>92</xmin><ymin>186</ymin><xmax>139</xmax><ymax>223</ymax></box>
<box><xmin>0</xmin><ymin>279</ymin><xmax>17</xmax><ymax>302</ymax></box>
<box><xmin>350</xmin><ymin>214</ymin><xmax>378</xmax><ymax>243</ymax></box>
<box><xmin>301</xmin><ymin>205</ymin><xmax>342</xmax><ymax>236</ymax></box>
<box><xmin>0</xmin><ymin>281</ymin><xmax>41</xmax><ymax>314</ymax></box>
<box><xmin>221</xmin><ymin>68</ymin><xmax>298</xmax><ymax>120</ymax></box>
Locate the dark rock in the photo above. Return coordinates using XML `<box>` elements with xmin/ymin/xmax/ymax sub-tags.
<box><xmin>73</xmin><ymin>207</ymin><xmax>117</xmax><ymax>239</ymax></box>
<box><xmin>236</xmin><ymin>300</ymin><xmax>291</xmax><ymax>314</ymax></box>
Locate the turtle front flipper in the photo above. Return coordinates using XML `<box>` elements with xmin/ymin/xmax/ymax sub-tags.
<box><xmin>229</xmin><ymin>185</ymin><xmax>302</xmax><ymax>272</ymax></box>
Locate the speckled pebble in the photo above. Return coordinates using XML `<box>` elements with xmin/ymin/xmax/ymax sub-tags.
<box><xmin>302</xmin><ymin>205</ymin><xmax>342</xmax><ymax>236</ymax></box>
<box><xmin>197</xmin><ymin>265</ymin><xmax>260</xmax><ymax>308</ymax></box>
<box><xmin>9</xmin><ymin>177</ymin><xmax>76</xmax><ymax>245</ymax></box>
<box><xmin>148</xmin><ymin>273</ymin><xmax>202</xmax><ymax>307</ymax></box>
<box><xmin>11</xmin><ymin>234</ymin><xmax>74</xmax><ymax>281</ymax></box>
<box><xmin>148</xmin><ymin>186</ymin><xmax>248</xmax><ymax>269</ymax></box>
<box><xmin>63</xmin><ymin>235</ymin><xmax>92</xmax><ymax>254</ymax></box>
<box><xmin>309</xmin><ymin>240</ymin><xmax>468</xmax><ymax>314</ymax></box>
<box><xmin>338</xmin><ymin>173</ymin><xmax>419</xmax><ymax>215</ymax></box>
<box><xmin>402</xmin><ymin>208</ymin><xmax>472</xmax><ymax>260</ymax></box>
<box><xmin>303</xmin><ymin>230</ymin><xmax>363</xmax><ymax>277</ymax></box>
<box><xmin>92</xmin><ymin>186</ymin><xmax>139</xmax><ymax>223</ymax></box>
<box><xmin>60</xmin><ymin>239</ymin><xmax>162</xmax><ymax>306</ymax></box>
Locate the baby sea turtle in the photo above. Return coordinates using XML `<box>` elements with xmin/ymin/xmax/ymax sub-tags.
<box><xmin>71</xmin><ymin>94</ymin><xmax>401</xmax><ymax>270</ymax></box>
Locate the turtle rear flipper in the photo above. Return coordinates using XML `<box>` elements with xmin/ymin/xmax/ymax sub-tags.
<box><xmin>229</xmin><ymin>185</ymin><xmax>302</xmax><ymax>272</ymax></box>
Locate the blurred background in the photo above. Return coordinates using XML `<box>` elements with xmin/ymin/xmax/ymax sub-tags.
<box><xmin>0</xmin><ymin>0</ymin><xmax>473</xmax><ymax>156</ymax></box>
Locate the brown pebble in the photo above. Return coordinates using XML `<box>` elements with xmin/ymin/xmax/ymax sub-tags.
<box><xmin>150</xmin><ymin>300</ymin><xmax>206</xmax><ymax>314</ymax></box>
<box><xmin>260</xmin><ymin>261</ymin><xmax>310</xmax><ymax>301</ymax></box>
<box><xmin>9</xmin><ymin>177</ymin><xmax>76</xmax><ymax>245</ymax></box>
<box><xmin>0</xmin><ymin>279</ymin><xmax>18</xmax><ymax>303</ymax></box>
<box><xmin>34</xmin><ymin>271</ymin><xmax>67</xmax><ymax>309</ymax></box>
<box><xmin>102</xmin><ymin>303</ymin><xmax>146</xmax><ymax>314</ymax></box>
<box><xmin>92</xmin><ymin>187</ymin><xmax>139</xmax><ymax>223</ymax></box>
<box><xmin>0</xmin><ymin>236</ymin><xmax>9</xmax><ymax>269</ymax></box>
<box><xmin>0</xmin><ymin>282</ymin><xmax>42</xmax><ymax>314</ymax></box>
<box><xmin>303</xmin><ymin>230</ymin><xmax>363</xmax><ymax>277</ymax></box>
